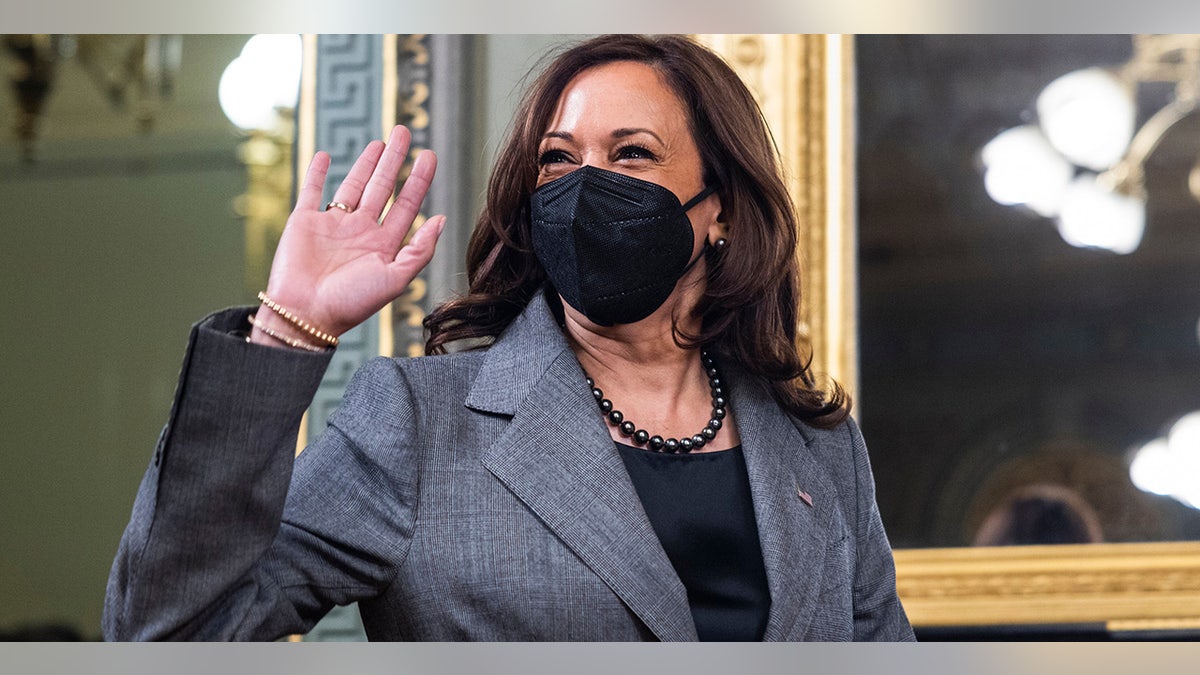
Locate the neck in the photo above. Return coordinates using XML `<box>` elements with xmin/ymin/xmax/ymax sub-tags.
<box><xmin>562</xmin><ymin>291</ymin><xmax>728</xmax><ymax>449</ymax></box>
<box><xmin>560</xmin><ymin>259</ymin><xmax>707</xmax><ymax>377</ymax></box>
<box><xmin>563</xmin><ymin>302</ymin><xmax>699</xmax><ymax>393</ymax></box>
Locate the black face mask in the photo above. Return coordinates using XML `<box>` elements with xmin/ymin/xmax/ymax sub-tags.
<box><xmin>529</xmin><ymin>165</ymin><xmax>715</xmax><ymax>326</ymax></box>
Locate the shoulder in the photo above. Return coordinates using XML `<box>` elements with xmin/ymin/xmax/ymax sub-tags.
<box><xmin>791</xmin><ymin>414</ymin><xmax>870</xmax><ymax>484</ymax></box>
<box><xmin>789</xmin><ymin>414</ymin><xmax>862</xmax><ymax>452</ymax></box>
<box><xmin>796</xmin><ymin>415</ymin><xmax>868</xmax><ymax>464</ymax></box>
<box><xmin>385</xmin><ymin>349</ymin><xmax>488</xmax><ymax>382</ymax></box>
<box><xmin>343</xmin><ymin>349</ymin><xmax>489</xmax><ymax>403</ymax></box>
<box><xmin>326</xmin><ymin>349</ymin><xmax>489</xmax><ymax>439</ymax></box>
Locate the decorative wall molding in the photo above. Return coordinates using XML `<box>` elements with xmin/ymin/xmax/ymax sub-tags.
<box><xmin>304</xmin><ymin>34</ymin><xmax>386</xmax><ymax>443</ymax></box>
<box><xmin>391</xmin><ymin>34</ymin><xmax>434</xmax><ymax>359</ymax></box>
<box><xmin>389</xmin><ymin>34</ymin><xmax>480</xmax><ymax>358</ymax></box>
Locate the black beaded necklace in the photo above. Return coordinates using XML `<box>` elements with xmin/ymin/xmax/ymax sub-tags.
<box><xmin>585</xmin><ymin>350</ymin><xmax>727</xmax><ymax>454</ymax></box>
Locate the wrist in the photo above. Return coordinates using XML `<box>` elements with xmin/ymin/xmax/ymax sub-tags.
<box><xmin>248</xmin><ymin>308</ymin><xmax>328</xmax><ymax>352</ymax></box>
<box><xmin>256</xmin><ymin>291</ymin><xmax>341</xmax><ymax>349</ymax></box>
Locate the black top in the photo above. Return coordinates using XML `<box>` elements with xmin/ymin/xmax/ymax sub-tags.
<box><xmin>616</xmin><ymin>442</ymin><xmax>771</xmax><ymax>641</ymax></box>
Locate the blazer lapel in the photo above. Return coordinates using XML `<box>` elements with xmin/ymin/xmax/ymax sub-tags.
<box><xmin>728</xmin><ymin>365</ymin><xmax>841</xmax><ymax>641</ymax></box>
<box><xmin>468</xmin><ymin>295</ymin><xmax>697</xmax><ymax>642</ymax></box>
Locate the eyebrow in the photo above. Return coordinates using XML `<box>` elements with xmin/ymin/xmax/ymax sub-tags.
<box><xmin>541</xmin><ymin>128</ymin><xmax>665</xmax><ymax>144</ymax></box>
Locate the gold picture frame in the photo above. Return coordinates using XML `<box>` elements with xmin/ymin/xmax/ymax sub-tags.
<box><xmin>695</xmin><ymin>33</ymin><xmax>1200</xmax><ymax>633</ymax></box>
<box><xmin>896</xmin><ymin>542</ymin><xmax>1200</xmax><ymax>630</ymax></box>
<box><xmin>692</xmin><ymin>34</ymin><xmax>859</xmax><ymax>399</ymax></box>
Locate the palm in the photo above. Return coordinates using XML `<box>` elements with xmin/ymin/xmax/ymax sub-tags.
<box><xmin>263</xmin><ymin>126</ymin><xmax>444</xmax><ymax>337</ymax></box>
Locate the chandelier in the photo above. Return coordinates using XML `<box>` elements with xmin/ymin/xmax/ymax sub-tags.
<box><xmin>4</xmin><ymin>34</ymin><xmax>181</xmax><ymax>161</ymax></box>
<box><xmin>981</xmin><ymin>34</ymin><xmax>1200</xmax><ymax>255</ymax></box>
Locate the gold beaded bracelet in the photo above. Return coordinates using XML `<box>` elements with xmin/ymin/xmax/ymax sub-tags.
<box><xmin>247</xmin><ymin>314</ymin><xmax>328</xmax><ymax>353</ymax></box>
<box><xmin>257</xmin><ymin>291</ymin><xmax>340</xmax><ymax>348</ymax></box>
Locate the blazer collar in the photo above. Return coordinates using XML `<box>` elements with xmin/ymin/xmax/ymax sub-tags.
<box><xmin>468</xmin><ymin>292</ymin><xmax>840</xmax><ymax>641</ymax></box>
<box><xmin>724</xmin><ymin>363</ymin><xmax>843</xmax><ymax>640</ymax></box>
<box><xmin>470</xmin><ymin>292</ymin><xmax>697</xmax><ymax>641</ymax></box>
<box><xmin>463</xmin><ymin>292</ymin><xmax>569</xmax><ymax>416</ymax></box>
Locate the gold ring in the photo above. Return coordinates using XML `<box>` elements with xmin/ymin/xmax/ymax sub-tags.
<box><xmin>325</xmin><ymin>201</ymin><xmax>353</xmax><ymax>213</ymax></box>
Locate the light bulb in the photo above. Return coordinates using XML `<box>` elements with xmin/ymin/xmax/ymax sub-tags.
<box><xmin>981</xmin><ymin>125</ymin><xmax>1073</xmax><ymax>215</ymax></box>
<box><xmin>1129</xmin><ymin>438</ymin><xmax>1175</xmax><ymax>496</ymax></box>
<box><xmin>1037</xmin><ymin>68</ymin><xmax>1135</xmax><ymax>171</ymax></box>
<box><xmin>1056</xmin><ymin>174</ymin><xmax>1145</xmax><ymax>254</ymax></box>
<box><xmin>219</xmin><ymin>34</ymin><xmax>302</xmax><ymax>131</ymax></box>
<box><xmin>240</xmin><ymin>34</ymin><xmax>302</xmax><ymax>110</ymax></box>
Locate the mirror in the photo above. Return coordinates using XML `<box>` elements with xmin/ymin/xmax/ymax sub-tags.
<box><xmin>855</xmin><ymin>35</ymin><xmax>1200</xmax><ymax>636</ymax></box>
<box><xmin>856</xmin><ymin>34</ymin><xmax>1200</xmax><ymax>550</ymax></box>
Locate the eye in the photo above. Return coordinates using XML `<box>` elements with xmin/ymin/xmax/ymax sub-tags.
<box><xmin>537</xmin><ymin>149</ymin><xmax>572</xmax><ymax>166</ymax></box>
<box><xmin>615</xmin><ymin>144</ymin><xmax>657</xmax><ymax>161</ymax></box>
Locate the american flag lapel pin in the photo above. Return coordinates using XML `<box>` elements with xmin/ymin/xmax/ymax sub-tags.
<box><xmin>796</xmin><ymin>487</ymin><xmax>813</xmax><ymax>507</ymax></box>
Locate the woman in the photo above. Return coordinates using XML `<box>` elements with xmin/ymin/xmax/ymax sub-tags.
<box><xmin>104</xmin><ymin>34</ymin><xmax>913</xmax><ymax>642</ymax></box>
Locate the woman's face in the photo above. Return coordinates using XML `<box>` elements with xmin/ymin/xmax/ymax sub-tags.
<box><xmin>537</xmin><ymin>61</ymin><xmax>724</xmax><ymax>257</ymax></box>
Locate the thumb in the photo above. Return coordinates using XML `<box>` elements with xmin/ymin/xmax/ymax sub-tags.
<box><xmin>385</xmin><ymin>215</ymin><xmax>446</xmax><ymax>295</ymax></box>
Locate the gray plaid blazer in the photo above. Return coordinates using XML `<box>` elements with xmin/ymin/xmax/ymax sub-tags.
<box><xmin>103</xmin><ymin>292</ymin><xmax>913</xmax><ymax>641</ymax></box>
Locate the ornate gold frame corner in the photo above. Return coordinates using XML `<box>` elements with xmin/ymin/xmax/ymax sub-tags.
<box><xmin>895</xmin><ymin>542</ymin><xmax>1200</xmax><ymax>630</ymax></box>
<box><xmin>697</xmin><ymin>33</ymin><xmax>1200</xmax><ymax>633</ymax></box>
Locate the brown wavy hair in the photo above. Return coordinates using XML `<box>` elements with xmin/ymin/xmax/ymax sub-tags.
<box><xmin>423</xmin><ymin>34</ymin><xmax>849</xmax><ymax>428</ymax></box>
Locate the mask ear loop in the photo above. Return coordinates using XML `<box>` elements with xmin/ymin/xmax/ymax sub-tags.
<box><xmin>678</xmin><ymin>186</ymin><xmax>716</xmax><ymax>275</ymax></box>
<box><xmin>678</xmin><ymin>185</ymin><xmax>719</xmax><ymax>274</ymax></box>
<box><xmin>681</xmin><ymin>184</ymin><xmax>716</xmax><ymax>212</ymax></box>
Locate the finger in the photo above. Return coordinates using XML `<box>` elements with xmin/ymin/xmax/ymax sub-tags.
<box><xmin>357</xmin><ymin>126</ymin><xmax>412</xmax><ymax>219</ymax></box>
<box><xmin>330</xmin><ymin>139</ymin><xmax>386</xmax><ymax>210</ymax></box>
<box><xmin>295</xmin><ymin>152</ymin><xmax>331</xmax><ymax>212</ymax></box>
<box><xmin>381</xmin><ymin>149</ymin><xmax>438</xmax><ymax>248</ymax></box>
<box><xmin>385</xmin><ymin>215</ymin><xmax>445</xmax><ymax>295</ymax></box>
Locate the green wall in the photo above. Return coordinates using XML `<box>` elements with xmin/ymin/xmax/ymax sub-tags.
<box><xmin>0</xmin><ymin>36</ymin><xmax>251</xmax><ymax>638</ymax></box>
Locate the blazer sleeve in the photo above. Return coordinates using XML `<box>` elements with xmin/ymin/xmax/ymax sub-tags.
<box><xmin>846</xmin><ymin>417</ymin><xmax>916</xmax><ymax>641</ymax></box>
<box><xmin>103</xmin><ymin>308</ymin><xmax>420</xmax><ymax>641</ymax></box>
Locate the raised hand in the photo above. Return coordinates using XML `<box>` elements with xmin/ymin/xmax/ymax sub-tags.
<box><xmin>250</xmin><ymin>125</ymin><xmax>444</xmax><ymax>349</ymax></box>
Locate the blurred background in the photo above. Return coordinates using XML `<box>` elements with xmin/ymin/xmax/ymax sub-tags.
<box><xmin>857</xmin><ymin>36</ymin><xmax>1200</xmax><ymax>549</ymax></box>
<box><xmin>4</xmin><ymin>34</ymin><xmax>1200</xmax><ymax>641</ymax></box>
<box><xmin>2</xmin><ymin>35</ymin><xmax>249</xmax><ymax>640</ymax></box>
